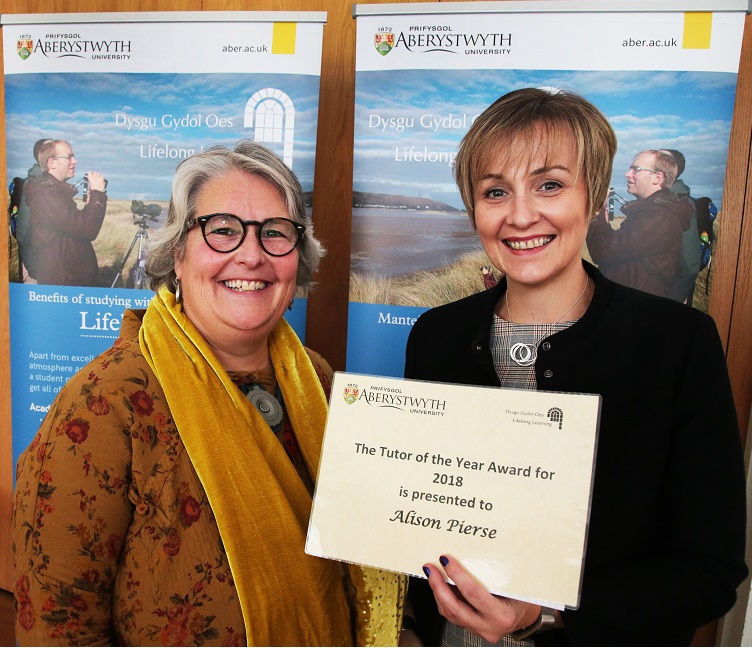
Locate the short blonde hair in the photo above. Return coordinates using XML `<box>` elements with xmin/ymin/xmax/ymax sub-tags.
<box><xmin>646</xmin><ymin>149</ymin><xmax>679</xmax><ymax>187</ymax></box>
<box><xmin>454</xmin><ymin>88</ymin><xmax>617</xmax><ymax>225</ymax></box>
<box><xmin>38</xmin><ymin>139</ymin><xmax>68</xmax><ymax>170</ymax></box>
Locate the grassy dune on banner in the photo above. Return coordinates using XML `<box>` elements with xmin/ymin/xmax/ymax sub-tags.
<box><xmin>350</xmin><ymin>249</ymin><xmax>493</xmax><ymax>307</ymax></box>
<box><xmin>350</xmin><ymin>234</ymin><xmax>715</xmax><ymax>313</ymax></box>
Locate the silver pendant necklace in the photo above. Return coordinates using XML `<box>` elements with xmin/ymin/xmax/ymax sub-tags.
<box><xmin>506</xmin><ymin>276</ymin><xmax>589</xmax><ymax>367</ymax></box>
<box><xmin>244</xmin><ymin>384</ymin><xmax>284</xmax><ymax>429</ymax></box>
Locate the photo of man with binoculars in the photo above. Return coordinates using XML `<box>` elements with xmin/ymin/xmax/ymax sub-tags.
<box><xmin>24</xmin><ymin>138</ymin><xmax>108</xmax><ymax>286</ymax></box>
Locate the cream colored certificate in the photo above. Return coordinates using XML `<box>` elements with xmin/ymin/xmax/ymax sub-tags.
<box><xmin>306</xmin><ymin>372</ymin><xmax>601</xmax><ymax>609</ymax></box>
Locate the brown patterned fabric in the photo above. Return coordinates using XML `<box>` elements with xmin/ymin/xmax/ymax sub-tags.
<box><xmin>12</xmin><ymin>309</ymin><xmax>339</xmax><ymax>646</ymax></box>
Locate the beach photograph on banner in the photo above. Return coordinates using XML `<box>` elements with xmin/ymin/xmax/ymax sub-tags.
<box><xmin>347</xmin><ymin>6</ymin><xmax>743</xmax><ymax>377</ymax></box>
<box><xmin>352</xmin><ymin>68</ymin><xmax>735</xmax><ymax>313</ymax></box>
<box><xmin>349</xmin><ymin>70</ymin><xmax>738</xmax><ymax>376</ymax></box>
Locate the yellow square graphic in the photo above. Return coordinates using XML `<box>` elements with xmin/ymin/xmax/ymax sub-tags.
<box><xmin>272</xmin><ymin>23</ymin><xmax>297</xmax><ymax>55</ymax></box>
<box><xmin>683</xmin><ymin>12</ymin><xmax>712</xmax><ymax>49</ymax></box>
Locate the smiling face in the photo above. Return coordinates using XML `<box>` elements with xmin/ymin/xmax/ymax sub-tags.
<box><xmin>473</xmin><ymin>127</ymin><xmax>590</xmax><ymax>292</ymax></box>
<box><xmin>174</xmin><ymin>168</ymin><xmax>298</xmax><ymax>366</ymax></box>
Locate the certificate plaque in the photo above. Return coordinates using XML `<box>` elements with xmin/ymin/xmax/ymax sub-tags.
<box><xmin>306</xmin><ymin>372</ymin><xmax>601</xmax><ymax>609</ymax></box>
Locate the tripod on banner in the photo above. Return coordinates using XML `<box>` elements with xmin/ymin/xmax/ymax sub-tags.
<box><xmin>111</xmin><ymin>200</ymin><xmax>162</xmax><ymax>289</ymax></box>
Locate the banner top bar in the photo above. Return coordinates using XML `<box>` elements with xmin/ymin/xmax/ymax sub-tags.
<box><xmin>1</xmin><ymin>11</ymin><xmax>328</xmax><ymax>26</ymax></box>
<box><xmin>353</xmin><ymin>0</ymin><xmax>750</xmax><ymax>17</ymax></box>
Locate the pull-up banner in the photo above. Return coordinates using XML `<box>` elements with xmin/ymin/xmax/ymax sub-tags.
<box><xmin>3</xmin><ymin>11</ymin><xmax>326</xmax><ymax>470</ymax></box>
<box><xmin>347</xmin><ymin>0</ymin><xmax>746</xmax><ymax>377</ymax></box>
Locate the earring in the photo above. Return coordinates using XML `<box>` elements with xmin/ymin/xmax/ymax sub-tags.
<box><xmin>288</xmin><ymin>298</ymin><xmax>294</xmax><ymax>311</ymax></box>
<box><xmin>174</xmin><ymin>278</ymin><xmax>182</xmax><ymax>304</ymax></box>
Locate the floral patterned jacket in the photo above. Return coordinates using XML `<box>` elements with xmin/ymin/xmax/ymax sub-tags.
<box><xmin>13</xmin><ymin>309</ymin><xmax>334</xmax><ymax>646</ymax></box>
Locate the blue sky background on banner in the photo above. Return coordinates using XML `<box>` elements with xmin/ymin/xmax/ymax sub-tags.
<box><xmin>353</xmin><ymin>68</ymin><xmax>737</xmax><ymax>210</ymax></box>
<box><xmin>6</xmin><ymin>72</ymin><xmax>321</xmax><ymax>196</ymax></box>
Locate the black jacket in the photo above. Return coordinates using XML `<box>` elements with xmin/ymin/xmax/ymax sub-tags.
<box><xmin>405</xmin><ymin>262</ymin><xmax>747</xmax><ymax>646</ymax></box>
<box><xmin>26</xmin><ymin>172</ymin><xmax>107</xmax><ymax>286</ymax></box>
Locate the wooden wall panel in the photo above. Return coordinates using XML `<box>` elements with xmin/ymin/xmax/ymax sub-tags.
<box><xmin>0</xmin><ymin>11</ymin><xmax>750</xmax><ymax>646</ymax></box>
<box><xmin>0</xmin><ymin>28</ymin><xmax>10</xmax><ymax>595</ymax></box>
<box><xmin>300</xmin><ymin>0</ymin><xmax>358</xmax><ymax>372</ymax></box>
<box><xmin>711</xmin><ymin>13</ymin><xmax>752</xmax><ymax>448</ymax></box>
<box><xmin>26</xmin><ymin>0</ymin><xmax>200</xmax><ymax>11</ymax></box>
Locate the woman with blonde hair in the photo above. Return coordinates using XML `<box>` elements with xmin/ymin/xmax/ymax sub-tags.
<box><xmin>406</xmin><ymin>89</ymin><xmax>746</xmax><ymax>646</ymax></box>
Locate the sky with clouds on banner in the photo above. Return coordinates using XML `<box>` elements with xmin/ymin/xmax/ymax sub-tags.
<box><xmin>5</xmin><ymin>72</ymin><xmax>322</xmax><ymax>199</ymax></box>
<box><xmin>353</xmin><ymin>68</ymin><xmax>738</xmax><ymax>210</ymax></box>
<box><xmin>5</xmin><ymin>67</ymin><xmax>739</xmax><ymax>210</ymax></box>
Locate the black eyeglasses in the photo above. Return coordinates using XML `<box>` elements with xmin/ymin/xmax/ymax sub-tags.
<box><xmin>187</xmin><ymin>213</ymin><xmax>305</xmax><ymax>256</ymax></box>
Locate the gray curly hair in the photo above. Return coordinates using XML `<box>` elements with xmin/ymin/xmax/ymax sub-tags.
<box><xmin>145</xmin><ymin>140</ymin><xmax>324</xmax><ymax>294</ymax></box>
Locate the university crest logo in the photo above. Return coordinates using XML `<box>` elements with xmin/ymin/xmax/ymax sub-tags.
<box><xmin>17</xmin><ymin>38</ymin><xmax>33</xmax><ymax>60</ymax></box>
<box><xmin>344</xmin><ymin>385</ymin><xmax>359</xmax><ymax>405</ymax></box>
<box><xmin>374</xmin><ymin>31</ymin><xmax>394</xmax><ymax>56</ymax></box>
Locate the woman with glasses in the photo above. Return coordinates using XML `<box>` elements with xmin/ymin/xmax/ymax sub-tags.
<box><xmin>404</xmin><ymin>89</ymin><xmax>746</xmax><ymax>646</ymax></box>
<box><xmin>13</xmin><ymin>141</ymin><xmax>405</xmax><ymax>646</ymax></box>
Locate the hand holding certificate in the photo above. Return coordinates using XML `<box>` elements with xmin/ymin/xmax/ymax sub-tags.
<box><xmin>306</xmin><ymin>372</ymin><xmax>601</xmax><ymax>610</ymax></box>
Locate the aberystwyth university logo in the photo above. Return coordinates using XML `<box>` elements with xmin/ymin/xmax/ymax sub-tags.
<box><xmin>342</xmin><ymin>382</ymin><xmax>446</xmax><ymax>417</ymax></box>
<box><xmin>16</xmin><ymin>33</ymin><xmax>132</xmax><ymax>61</ymax></box>
<box><xmin>374</xmin><ymin>29</ymin><xmax>394</xmax><ymax>56</ymax></box>
<box><xmin>17</xmin><ymin>36</ymin><xmax>33</xmax><ymax>60</ymax></box>
<box><xmin>373</xmin><ymin>25</ymin><xmax>513</xmax><ymax>57</ymax></box>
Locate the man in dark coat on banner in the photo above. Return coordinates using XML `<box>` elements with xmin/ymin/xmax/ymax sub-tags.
<box><xmin>587</xmin><ymin>149</ymin><xmax>692</xmax><ymax>299</ymax></box>
<box><xmin>25</xmin><ymin>139</ymin><xmax>108</xmax><ymax>287</ymax></box>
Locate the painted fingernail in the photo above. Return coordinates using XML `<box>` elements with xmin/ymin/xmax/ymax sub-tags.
<box><xmin>423</xmin><ymin>566</ymin><xmax>431</xmax><ymax>577</ymax></box>
<box><xmin>439</xmin><ymin>555</ymin><xmax>449</xmax><ymax>566</ymax></box>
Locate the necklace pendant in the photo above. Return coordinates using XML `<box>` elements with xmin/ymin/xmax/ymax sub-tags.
<box><xmin>246</xmin><ymin>387</ymin><xmax>284</xmax><ymax>427</ymax></box>
<box><xmin>510</xmin><ymin>342</ymin><xmax>537</xmax><ymax>367</ymax></box>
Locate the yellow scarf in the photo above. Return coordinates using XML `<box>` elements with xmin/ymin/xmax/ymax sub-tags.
<box><xmin>139</xmin><ymin>287</ymin><xmax>405</xmax><ymax>646</ymax></box>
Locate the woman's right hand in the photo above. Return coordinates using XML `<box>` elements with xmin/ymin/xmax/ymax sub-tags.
<box><xmin>423</xmin><ymin>555</ymin><xmax>541</xmax><ymax>644</ymax></box>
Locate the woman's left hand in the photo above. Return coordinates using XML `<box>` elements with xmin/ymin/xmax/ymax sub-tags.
<box><xmin>423</xmin><ymin>555</ymin><xmax>541</xmax><ymax>643</ymax></box>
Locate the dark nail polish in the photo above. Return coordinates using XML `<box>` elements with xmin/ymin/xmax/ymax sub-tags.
<box><xmin>439</xmin><ymin>555</ymin><xmax>449</xmax><ymax>566</ymax></box>
<box><xmin>423</xmin><ymin>566</ymin><xmax>431</xmax><ymax>577</ymax></box>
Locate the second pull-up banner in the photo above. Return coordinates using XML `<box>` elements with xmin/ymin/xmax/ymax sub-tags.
<box><xmin>347</xmin><ymin>1</ymin><xmax>746</xmax><ymax>377</ymax></box>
